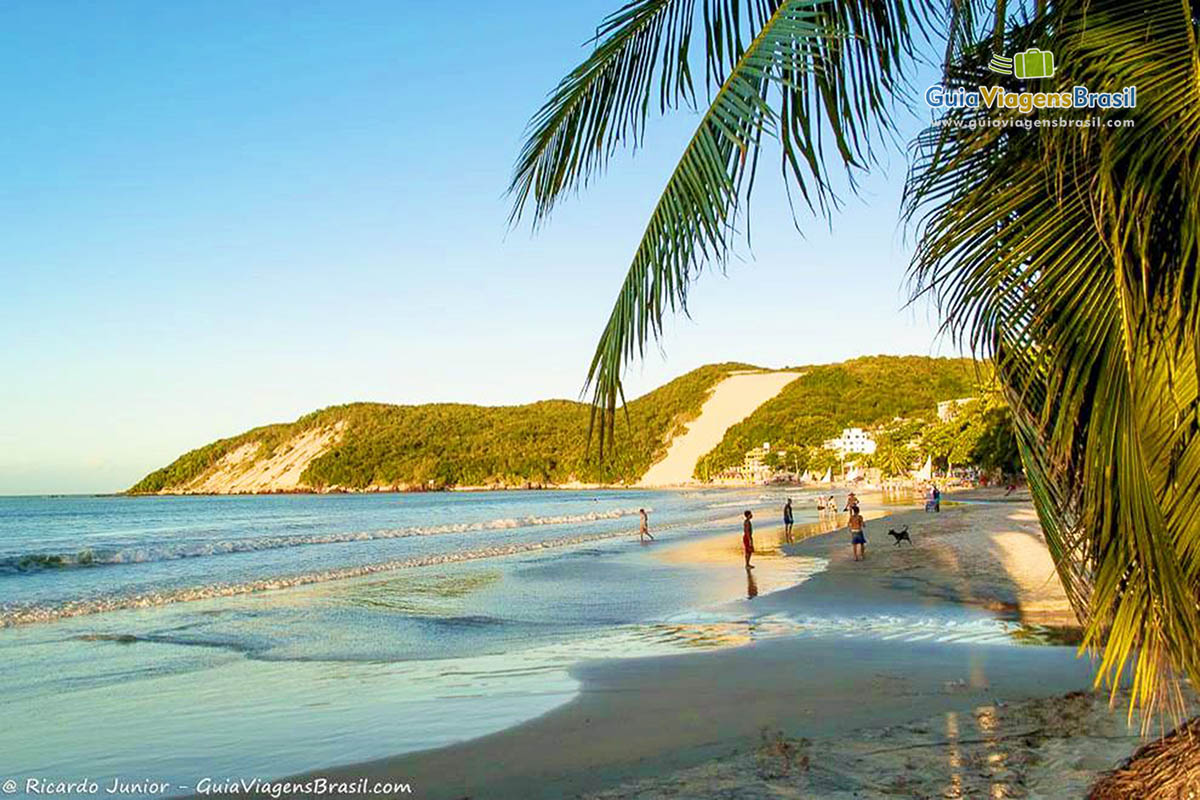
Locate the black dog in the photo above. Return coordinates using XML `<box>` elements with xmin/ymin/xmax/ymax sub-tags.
<box><xmin>887</xmin><ymin>526</ymin><xmax>912</xmax><ymax>546</ymax></box>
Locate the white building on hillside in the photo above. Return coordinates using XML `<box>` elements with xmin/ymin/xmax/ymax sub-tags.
<box><xmin>823</xmin><ymin>428</ymin><xmax>877</xmax><ymax>457</ymax></box>
<box><xmin>713</xmin><ymin>443</ymin><xmax>776</xmax><ymax>483</ymax></box>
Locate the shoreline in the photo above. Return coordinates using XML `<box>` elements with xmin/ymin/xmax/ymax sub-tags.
<box><xmin>783</xmin><ymin>488</ymin><xmax>1079</xmax><ymax>629</ymax></box>
<box><xmin>119</xmin><ymin>479</ymin><xmax>888</xmax><ymax>497</ymax></box>
<box><xmin>234</xmin><ymin>488</ymin><xmax>1141</xmax><ymax>800</ymax></box>
<box><xmin>0</xmin><ymin>513</ymin><xmax>714</xmax><ymax>629</ymax></box>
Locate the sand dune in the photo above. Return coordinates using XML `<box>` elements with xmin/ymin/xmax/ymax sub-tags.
<box><xmin>638</xmin><ymin>370</ymin><xmax>801</xmax><ymax>486</ymax></box>
<box><xmin>179</xmin><ymin>422</ymin><xmax>345</xmax><ymax>493</ymax></box>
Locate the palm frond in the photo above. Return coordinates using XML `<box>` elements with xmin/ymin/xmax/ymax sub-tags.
<box><xmin>509</xmin><ymin>0</ymin><xmax>790</xmax><ymax>227</ymax></box>
<box><xmin>906</xmin><ymin>0</ymin><xmax>1200</xmax><ymax>723</ymax></box>
<box><xmin>562</xmin><ymin>0</ymin><xmax>923</xmax><ymax>453</ymax></box>
<box><xmin>584</xmin><ymin>0</ymin><xmax>826</xmax><ymax>455</ymax></box>
<box><xmin>508</xmin><ymin>0</ymin><xmax>698</xmax><ymax>227</ymax></box>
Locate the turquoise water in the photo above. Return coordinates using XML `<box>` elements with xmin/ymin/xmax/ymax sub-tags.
<box><xmin>0</xmin><ymin>489</ymin><xmax>1022</xmax><ymax>797</ymax></box>
<box><xmin>0</xmin><ymin>489</ymin><xmax>828</xmax><ymax>797</ymax></box>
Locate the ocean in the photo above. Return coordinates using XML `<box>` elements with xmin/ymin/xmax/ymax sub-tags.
<box><xmin>0</xmin><ymin>488</ymin><xmax>1015</xmax><ymax>798</ymax></box>
<box><xmin>0</xmin><ymin>488</ymin><xmax>828</xmax><ymax>797</ymax></box>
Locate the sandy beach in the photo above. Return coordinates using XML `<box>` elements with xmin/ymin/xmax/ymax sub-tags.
<box><xmin>248</xmin><ymin>488</ymin><xmax>1191</xmax><ymax>800</ymax></box>
<box><xmin>783</xmin><ymin>489</ymin><xmax>1079</xmax><ymax>629</ymax></box>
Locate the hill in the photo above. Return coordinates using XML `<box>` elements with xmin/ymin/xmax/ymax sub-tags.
<box><xmin>130</xmin><ymin>356</ymin><xmax>985</xmax><ymax>494</ymax></box>
<box><xmin>129</xmin><ymin>363</ymin><xmax>756</xmax><ymax>493</ymax></box>
<box><xmin>693</xmin><ymin>356</ymin><xmax>983</xmax><ymax>479</ymax></box>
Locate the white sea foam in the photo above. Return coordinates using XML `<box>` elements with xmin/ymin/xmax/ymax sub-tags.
<box><xmin>0</xmin><ymin>507</ymin><xmax>648</xmax><ymax>572</ymax></box>
<box><xmin>0</xmin><ymin>521</ymin><xmax>667</xmax><ymax>628</ymax></box>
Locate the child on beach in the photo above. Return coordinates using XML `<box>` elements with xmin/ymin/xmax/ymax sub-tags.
<box><xmin>849</xmin><ymin>511</ymin><xmax>867</xmax><ymax>561</ymax></box>
<box><xmin>639</xmin><ymin>509</ymin><xmax>654</xmax><ymax>542</ymax></box>
<box><xmin>742</xmin><ymin>510</ymin><xmax>755</xmax><ymax>568</ymax></box>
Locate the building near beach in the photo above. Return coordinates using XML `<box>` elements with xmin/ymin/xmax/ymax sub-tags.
<box><xmin>712</xmin><ymin>444</ymin><xmax>778</xmax><ymax>483</ymax></box>
<box><xmin>823</xmin><ymin>428</ymin><xmax>877</xmax><ymax>457</ymax></box>
<box><xmin>738</xmin><ymin>444</ymin><xmax>773</xmax><ymax>482</ymax></box>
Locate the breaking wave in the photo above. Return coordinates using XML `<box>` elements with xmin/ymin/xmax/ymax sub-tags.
<box><xmin>0</xmin><ymin>507</ymin><xmax>647</xmax><ymax>574</ymax></box>
<box><xmin>0</xmin><ymin>523</ymin><xmax>670</xmax><ymax>628</ymax></box>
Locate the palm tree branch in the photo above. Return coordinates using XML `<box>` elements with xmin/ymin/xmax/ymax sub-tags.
<box><xmin>508</xmin><ymin>0</ymin><xmax>700</xmax><ymax>227</ymax></box>
<box><xmin>905</xmin><ymin>0</ymin><xmax>1200</xmax><ymax>724</ymax></box>
<box><xmin>584</xmin><ymin>0</ymin><xmax>833</xmax><ymax>454</ymax></box>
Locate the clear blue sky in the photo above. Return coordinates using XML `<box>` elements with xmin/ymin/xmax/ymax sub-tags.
<box><xmin>1</xmin><ymin>1</ymin><xmax>955</xmax><ymax>494</ymax></box>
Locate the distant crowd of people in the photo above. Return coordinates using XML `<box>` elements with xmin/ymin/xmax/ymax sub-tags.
<box><xmin>635</xmin><ymin>483</ymin><xmax>940</xmax><ymax>586</ymax></box>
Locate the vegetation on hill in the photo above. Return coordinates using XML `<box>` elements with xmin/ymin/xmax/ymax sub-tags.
<box><xmin>693</xmin><ymin>356</ymin><xmax>982</xmax><ymax>478</ymax></box>
<box><xmin>129</xmin><ymin>363</ymin><xmax>754</xmax><ymax>492</ymax></box>
<box><xmin>127</xmin><ymin>421</ymin><xmax>300</xmax><ymax>493</ymax></box>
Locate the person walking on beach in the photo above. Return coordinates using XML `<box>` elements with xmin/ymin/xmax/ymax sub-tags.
<box><xmin>639</xmin><ymin>508</ymin><xmax>654</xmax><ymax>542</ymax></box>
<box><xmin>844</xmin><ymin>492</ymin><xmax>859</xmax><ymax>516</ymax></box>
<box><xmin>783</xmin><ymin>498</ymin><xmax>794</xmax><ymax>542</ymax></box>
<box><xmin>742</xmin><ymin>510</ymin><xmax>755</xmax><ymax>568</ymax></box>
<box><xmin>849</xmin><ymin>510</ymin><xmax>867</xmax><ymax>561</ymax></box>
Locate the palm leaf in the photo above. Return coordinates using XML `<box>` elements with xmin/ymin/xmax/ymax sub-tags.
<box><xmin>509</xmin><ymin>0</ymin><xmax>800</xmax><ymax>228</ymax></box>
<box><xmin>584</xmin><ymin>0</ymin><xmax>825</xmax><ymax>454</ymax></box>
<box><xmin>514</xmin><ymin>0</ymin><xmax>924</xmax><ymax>453</ymax></box>
<box><xmin>508</xmin><ymin>0</ymin><xmax>700</xmax><ymax>227</ymax></box>
<box><xmin>906</xmin><ymin>0</ymin><xmax>1200</xmax><ymax>723</ymax></box>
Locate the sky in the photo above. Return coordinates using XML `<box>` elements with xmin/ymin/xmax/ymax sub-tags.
<box><xmin>1</xmin><ymin>1</ymin><xmax>957</xmax><ymax>494</ymax></box>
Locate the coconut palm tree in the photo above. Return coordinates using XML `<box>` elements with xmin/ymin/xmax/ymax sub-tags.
<box><xmin>871</xmin><ymin>430</ymin><xmax>915</xmax><ymax>478</ymax></box>
<box><xmin>510</xmin><ymin>0</ymin><xmax>1200</xmax><ymax>761</ymax></box>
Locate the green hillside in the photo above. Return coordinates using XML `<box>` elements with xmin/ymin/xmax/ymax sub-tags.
<box><xmin>693</xmin><ymin>356</ymin><xmax>984</xmax><ymax>478</ymax></box>
<box><xmin>129</xmin><ymin>362</ymin><xmax>754</xmax><ymax>492</ymax></box>
<box><xmin>131</xmin><ymin>356</ymin><xmax>992</xmax><ymax>493</ymax></box>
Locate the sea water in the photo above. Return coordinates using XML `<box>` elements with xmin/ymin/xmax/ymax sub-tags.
<box><xmin>0</xmin><ymin>489</ymin><xmax>828</xmax><ymax>797</ymax></box>
<box><xmin>0</xmin><ymin>489</ymin><xmax>1016</xmax><ymax>797</ymax></box>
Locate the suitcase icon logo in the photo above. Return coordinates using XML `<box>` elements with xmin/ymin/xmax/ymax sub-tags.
<box><xmin>988</xmin><ymin>48</ymin><xmax>1055</xmax><ymax>79</ymax></box>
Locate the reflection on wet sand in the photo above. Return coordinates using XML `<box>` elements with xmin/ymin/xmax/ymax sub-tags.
<box><xmin>626</xmin><ymin>615</ymin><xmax>808</xmax><ymax>651</ymax></box>
<box><xmin>578</xmin><ymin>685</ymin><xmax>1173</xmax><ymax>799</ymax></box>
<box><xmin>746</xmin><ymin>567</ymin><xmax>758</xmax><ymax>599</ymax></box>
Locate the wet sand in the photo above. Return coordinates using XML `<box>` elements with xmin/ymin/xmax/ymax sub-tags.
<box><xmin>236</xmin><ymin>489</ymin><xmax>1171</xmax><ymax>800</ymax></box>
<box><xmin>782</xmin><ymin>489</ymin><xmax>1078</xmax><ymax>629</ymax></box>
<box><xmin>272</xmin><ymin>637</ymin><xmax>1097</xmax><ymax>800</ymax></box>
